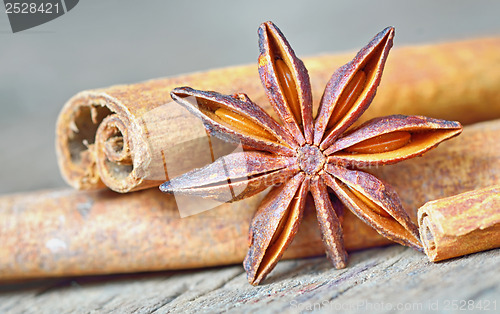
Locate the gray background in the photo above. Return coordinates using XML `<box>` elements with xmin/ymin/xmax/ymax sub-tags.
<box><xmin>1</xmin><ymin>0</ymin><xmax>499</xmax><ymax>194</ymax></box>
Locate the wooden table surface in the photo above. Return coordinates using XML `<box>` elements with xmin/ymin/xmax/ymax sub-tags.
<box><xmin>1</xmin><ymin>2</ymin><xmax>499</xmax><ymax>313</ymax></box>
<box><xmin>1</xmin><ymin>244</ymin><xmax>499</xmax><ymax>313</ymax></box>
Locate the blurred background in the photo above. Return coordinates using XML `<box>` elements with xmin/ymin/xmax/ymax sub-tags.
<box><xmin>1</xmin><ymin>0</ymin><xmax>499</xmax><ymax>194</ymax></box>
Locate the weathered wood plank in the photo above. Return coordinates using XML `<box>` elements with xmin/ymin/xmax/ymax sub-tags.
<box><xmin>1</xmin><ymin>247</ymin><xmax>498</xmax><ymax>313</ymax></box>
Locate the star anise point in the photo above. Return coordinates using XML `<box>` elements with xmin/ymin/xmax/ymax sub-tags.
<box><xmin>162</xmin><ymin>22</ymin><xmax>462</xmax><ymax>285</ymax></box>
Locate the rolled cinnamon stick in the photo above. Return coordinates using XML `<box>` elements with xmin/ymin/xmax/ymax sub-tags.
<box><xmin>418</xmin><ymin>185</ymin><xmax>500</xmax><ymax>262</ymax></box>
<box><xmin>0</xmin><ymin>189</ymin><xmax>388</xmax><ymax>281</ymax></box>
<box><xmin>56</xmin><ymin>37</ymin><xmax>500</xmax><ymax>193</ymax></box>
<box><xmin>3</xmin><ymin>120</ymin><xmax>500</xmax><ymax>280</ymax></box>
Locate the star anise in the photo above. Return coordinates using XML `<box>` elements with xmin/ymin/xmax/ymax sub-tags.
<box><xmin>160</xmin><ymin>22</ymin><xmax>462</xmax><ymax>285</ymax></box>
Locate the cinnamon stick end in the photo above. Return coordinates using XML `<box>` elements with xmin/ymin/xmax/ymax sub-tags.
<box><xmin>418</xmin><ymin>185</ymin><xmax>500</xmax><ymax>262</ymax></box>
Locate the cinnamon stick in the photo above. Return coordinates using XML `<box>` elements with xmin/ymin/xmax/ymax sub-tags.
<box><xmin>418</xmin><ymin>185</ymin><xmax>500</xmax><ymax>262</ymax></box>
<box><xmin>56</xmin><ymin>37</ymin><xmax>500</xmax><ymax>193</ymax></box>
<box><xmin>3</xmin><ymin>120</ymin><xmax>500</xmax><ymax>280</ymax></box>
<box><xmin>0</xmin><ymin>189</ymin><xmax>388</xmax><ymax>281</ymax></box>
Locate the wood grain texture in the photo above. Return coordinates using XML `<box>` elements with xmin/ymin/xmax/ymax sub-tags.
<box><xmin>1</xmin><ymin>247</ymin><xmax>498</xmax><ymax>313</ymax></box>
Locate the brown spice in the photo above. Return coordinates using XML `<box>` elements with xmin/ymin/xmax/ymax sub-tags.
<box><xmin>0</xmin><ymin>188</ymin><xmax>389</xmax><ymax>281</ymax></box>
<box><xmin>372</xmin><ymin>119</ymin><xmax>500</xmax><ymax>210</ymax></box>
<box><xmin>56</xmin><ymin>36</ymin><xmax>500</xmax><ymax>193</ymax></box>
<box><xmin>1</xmin><ymin>120</ymin><xmax>498</xmax><ymax>281</ymax></box>
<box><xmin>161</xmin><ymin>22</ymin><xmax>462</xmax><ymax>285</ymax></box>
<box><xmin>418</xmin><ymin>185</ymin><xmax>500</xmax><ymax>262</ymax></box>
